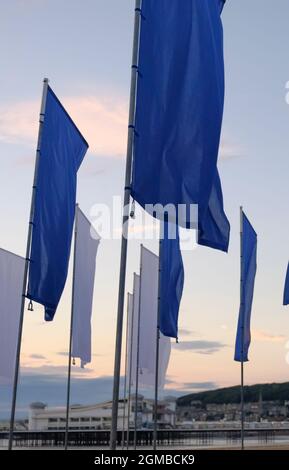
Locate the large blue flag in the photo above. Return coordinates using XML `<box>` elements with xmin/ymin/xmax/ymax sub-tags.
<box><xmin>283</xmin><ymin>263</ymin><xmax>289</xmax><ymax>306</ymax></box>
<box><xmin>159</xmin><ymin>222</ymin><xmax>184</xmax><ymax>339</ymax></box>
<box><xmin>27</xmin><ymin>86</ymin><xmax>88</xmax><ymax>321</ymax></box>
<box><xmin>132</xmin><ymin>0</ymin><xmax>226</xmax><ymax>229</ymax></box>
<box><xmin>234</xmin><ymin>212</ymin><xmax>257</xmax><ymax>362</ymax></box>
<box><xmin>198</xmin><ymin>169</ymin><xmax>230</xmax><ymax>253</ymax></box>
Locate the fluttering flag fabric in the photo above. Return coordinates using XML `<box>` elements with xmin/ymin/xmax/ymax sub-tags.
<box><xmin>0</xmin><ymin>248</ymin><xmax>25</xmax><ymax>385</ymax></box>
<box><xmin>159</xmin><ymin>221</ymin><xmax>184</xmax><ymax>339</ymax></box>
<box><xmin>71</xmin><ymin>207</ymin><xmax>100</xmax><ymax>367</ymax></box>
<box><xmin>27</xmin><ymin>86</ymin><xmax>88</xmax><ymax>321</ymax></box>
<box><xmin>139</xmin><ymin>334</ymin><xmax>171</xmax><ymax>389</ymax></box>
<box><xmin>283</xmin><ymin>263</ymin><xmax>289</xmax><ymax>306</ymax></box>
<box><xmin>234</xmin><ymin>213</ymin><xmax>257</xmax><ymax>362</ymax></box>
<box><xmin>138</xmin><ymin>246</ymin><xmax>171</xmax><ymax>388</ymax></box>
<box><xmin>127</xmin><ymin>253</ymin><xmax>171</xmax><ymax>388</ymax></box>
<box><xmin>132</xmin><ymin>0</ymin><xmax>226</xmax><ymax>228</ymax></box>
<box><xmin>198</xmin><ymin>169</ymin><xmax>230</xmax><ymax>253</ymax></box>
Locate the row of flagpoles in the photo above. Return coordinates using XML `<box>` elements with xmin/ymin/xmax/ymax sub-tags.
<box><xmin>109</xmin><ymin>0</ymin><xmax>287</xmax><ymax>451</ymax></box>
<box><xmin>0</xmin><ymin>0</ymin><xmax>289</xmax><ymax>452</ymax></box>
<box><xmin>117</xmin><ymin>208</ymin><xmax>258</xmax><ymax>451</ymax></box>
<box><xmin>110</xmin><ymin>0</ymin><xmax>229</xmax><ymax>450</ymax></box>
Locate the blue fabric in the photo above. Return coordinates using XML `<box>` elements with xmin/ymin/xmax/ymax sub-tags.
<box><xmin>131</xmin><ymin>0</ymin><xmax>225</xmax><ymax>229</ymax></box>
<box><xmin>159</xmin><ymin>221</ymin><xmax>184</xmax><ymax>339</ymax></box>
<box><xmin>283</xmin><ymin>263</ymin><xmax>289</xmax><ymax>306</ymax></box>
<box><xmin>198</xmin><ymin>169</ymin><xmax>230</xmax><ymax>253</ymax></box>
<box><xmin>27</xmin><ymin>86</ymin><xmax>88</xmax><ymax>321</ymax></box>
<box><xmin>219</xmin><ymin>0</ymin><xmax>226</xmax><ymax>13</ymax></box>
<box><xmin>234</xmin><ymin>213</ymin><xmax>257</xmax><ymax>362</ymax></box>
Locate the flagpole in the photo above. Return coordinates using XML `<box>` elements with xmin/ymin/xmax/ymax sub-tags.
<box><xmin>241</xmin><ymin>357</ymin><xmax>244</xmax><ymax>450</ymax></box>
<box><xmin>110</xmin><ymin>0</ymin><xmax>142</xmax><ymax>450</ymax></box>
<box><xmin>134</xmin><ymin>248</ymin><xmax>143</xmax><ymax>450</ymax></box>
<box><xmin>126</xmin><ymin>283</ymin><xmax>135</xmax><ymax>449</ymax></box>
<box><xmin>64</xmin><ymin>204</ymin><xmax>79</xmax><ymax>450</ymax></box>
<box><xmin>121</xmin><ymin>293</ymin><xmax>130</xmax><ymax>449</ymax></box>
<box><xmin>240</xmin><ymin>206</ymin><xmax>245</xmax><ymax>450</ymax></box>
<box><xmin>153</xmin><ymin>224</ymin><xmax>162</xmax><ymax>451</ymax></box>
<box><xmin>8</xmin><ymin>78</ymin><xmax>49</xmax><ymax>451</ymax></box>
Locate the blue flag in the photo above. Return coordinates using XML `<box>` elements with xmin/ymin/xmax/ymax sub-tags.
<box><xmin>283</xmin><ymin>263</ymin><xmax>289</xmax><ymax>306</ymax></box>
<box><xmin>159</xmin><ymin>222</ymin><xmax>184</xmax><ymax>339</ymax></box>
<box><xmin>198</xmin><ymin>170</ymin><xmax>230</xmax><ymax>253</ymax></box>
<box><xmin>234</xmin><ymin>212</ymin><xmax>257</xmax><ymax>362</ymax></box>
<box><xmin>27</xmin><ymin>86</ymin><xmax>88</xmax><ymax>321</ymax></box>
<box><xmin>132</xmin><ymin>0</ymin><xmax>226</xmax><ymax>228</ymax></box>
<box><xmin>219</xmin><ymin>0</ymin><xmax>226</xmax><ymax>13</ymax></box>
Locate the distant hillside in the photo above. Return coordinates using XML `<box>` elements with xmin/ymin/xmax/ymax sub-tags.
<box><xmin>177</xmin><ymin>382</ymin><xmax>289</xmax><ymax>406</ymax></box>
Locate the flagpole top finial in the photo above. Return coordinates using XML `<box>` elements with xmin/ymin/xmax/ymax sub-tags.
<box><xmin>43</xmin><ymin>78</ymin><xmax>49</xmax><ymax>83</ymax></box>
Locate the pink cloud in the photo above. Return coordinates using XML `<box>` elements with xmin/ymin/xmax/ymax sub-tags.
<box><xmin>0</xmin><ymin>94</ymin><xmax>238</xmax><ymax>163</ymax></box>
<box><xmin>0</xmin><ymin>94</ymin><xmax>128</xmax><ymax>159</ymax></box>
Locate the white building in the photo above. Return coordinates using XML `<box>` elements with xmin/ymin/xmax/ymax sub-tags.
<box><xmin>141</xmin><ymin>397</ymin><xmax>176</xmax><ymax>429</ymax></box>
<box><xmin>28</xmin><ymin>396</ymin><xmax>176</xmax><ymax>431</ymax></box>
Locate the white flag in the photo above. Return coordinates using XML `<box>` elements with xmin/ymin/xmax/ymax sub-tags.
<box><xmin>138</xmin><ymin>246</ymin><xmax>171</xmax><ymax>389</ymax></box>
<box><xmin>0</xmin><ymin>248</ymin><xmax>25</xmax><ymax>385</ymax></box>
<box><xmin>72</xmin><ymin>207</ymin><xmax>100</xmax><ymax>367</ymax></box>
<box><xmin>128</xmin><ymin>273</ymin><xmax>140</xmax><ymax>387</ymax></box>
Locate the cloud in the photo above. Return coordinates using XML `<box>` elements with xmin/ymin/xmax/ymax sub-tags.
<box><xmin>0</xmin><ymin>374</ymin><xmax>121</xmax><ymax>418</ymax></box>
<box><xmin>164</xmin><ymin>378</ymin><xmax>218</xmax><ymax>393</ymax></box>
<box><xmin>0</xmin><ymin>94</ymin><xmax>128</xmax><ymax>159</ymax></box>
<box><xmin>219</xmin><ymin>139</ymin><xmax>241</xmax><ymax>160</ymax></box>
<box><xmin>252</xmin><ymin>329</ymin><xmax>286</xmax><ymax>343</ymax></box>
<box><xmin>56</xmin><ymin>351</ymin><xmax>102</xmax><ymax>358</ymax></box>
<box><xmin>29</xmin><ymin>354</ymin><xmax>46</xmax><ymax>360</ymax></box>
<box><xmin>178</xmin><ymin>328</ymin><xmax>195</xmax><ymax>337</ymax></box>
<box><xmin>0</xmin><ymin>94</ymin><xmax>241</xmax><ymax>167</ymax></box>
<box><xmin>0</xmin><ymin>373</ymin><xmax>185</xmax><ymax>419</ymax></box>
<box><xmin>20</xmin><ymin>364</ymin><xmax>94</xmax><ymax>378</ymax></box>
<box><xmin>173</xmin><ymin>340</ymin><xmax>226</xmax><ymax>355</ymax></box>
<box><xmin>182</xmin><ymin>381</ymin><xmax>217</xmax><ymax>391</ymax></box>
<box><xmin>164</xmin><ymin>377</ymin><xmax>176</xmax><ymax>385</ymax></box>
<box><xmin>0</xmin><ymin>101</ymin><xmax>38</xmax><ymax>145</ymax></box>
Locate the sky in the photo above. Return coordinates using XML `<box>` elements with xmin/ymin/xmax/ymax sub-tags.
<box><xmin>1</xmin><ymin>0</ymin><xmax>289</xmax><ymax>418</ymax></box>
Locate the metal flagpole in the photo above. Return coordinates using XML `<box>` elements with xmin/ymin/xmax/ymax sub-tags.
<box><xmin>64</xmin><ymin>204</ymin><xmax>79</xmax><ymax>450</ymax></box>
<box><xmin>121</xmin><ymin>294</ymin><xmax>130</xmax><ymax>449</ymax></box>
<box><xmin>240</xmin><ymin>206</ymin><xmax>245</xmax><ymax>450</ymax></box>
<box><xmin>241</xmin><ymin>357</ymin><xmax>245</xmax><ymax>450</ymax></box>
<box><xmin>8</xmin><ymin>78</ymin><xmax>49</xmax><ymax>451</ymax></box>
<box><xmin>134</xmin><ymin>248</ymin><xmax>143</xmax><ymax>450</ymax></box>
<box><xmin>126</xmin><ymin>278</ymin><xmax>136</xmax><ymax>450</ymax></box>
<box><xmin>110</xmin><ymin>0</ymin><xmax>142</xmax><ymax>450</ymax></box>
<box><xmin>153</xmin><ymin>224</ymin><xmax>162</xmax><ymax>451</ymax></box>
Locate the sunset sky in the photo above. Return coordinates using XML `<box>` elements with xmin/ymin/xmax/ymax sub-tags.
<box><xmin>1</xmin><ymin>0</ymin><xmax>289</xmax><ymax>417</ymax></box>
